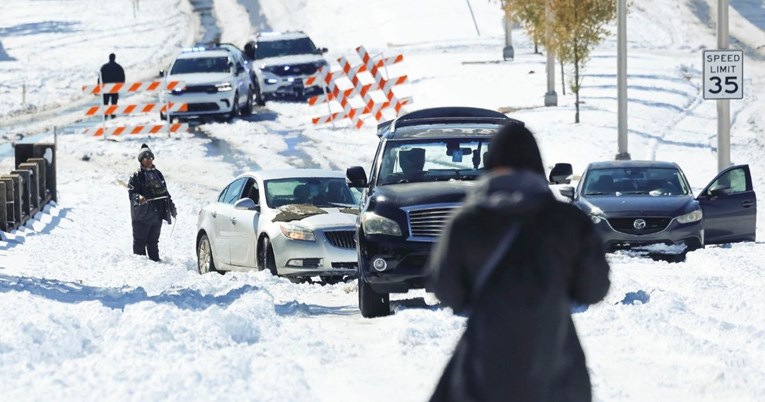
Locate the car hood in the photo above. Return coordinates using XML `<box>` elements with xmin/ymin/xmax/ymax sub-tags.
<box><xmin>168</xmin><ymin>73</ymin><xmax>231</xmax><ymax>86</ymax></box>
<box><xmin>371</xmin><ymin>181</ymin><xmax>476</xmax><ymax>208</ymax></box>
<box><xmin>270</xmin><ymin>204</ymin><xmax>357</xmax><ymax>229</ymax></box>
<box><xmin>298</xmin><ymin>209</ymin><xmax>357</xmax><ymax>229</ymax></box>
<box><xmin>581</xmin><ymin>194</ymin><xmax>696</xmax><ymax>216</ymax></box>
<box><xmin>257</xmin><ymin>54</ymin><xmax>324</xmax><ymax>68</ymax></box>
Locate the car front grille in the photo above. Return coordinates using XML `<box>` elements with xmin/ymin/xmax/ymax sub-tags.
<box><xmin>406</xmin><ymin>204</ymin><xmax>460</xmax><ymax>240</ymax></box>
<box><xmin>331</xmin><ymin>262</ymin><xmax>357</xmax><ymax>269</ymax></box>
<box><xmin>186</xmin><ymin>103</ymin><xmax>220</xmax><ymax>112</ymax></box>
<box><xmin>270</xmin><ymin>63</ymin><xmax>319</xmax><ymax>77</ymax></box>
<box><xmin>182</xmin><ymin>85</ymin><xmax>218</xmax><ymax>94</ymax></box>
<box><xmin>324</xmin><ymin>230</ymin><xmax>356</xmax><ymax>249</ymax></box>
<box><xmin>608</xmin><ymin>217</ymin><xmax>672</xmax><ymax>235</ymax></box>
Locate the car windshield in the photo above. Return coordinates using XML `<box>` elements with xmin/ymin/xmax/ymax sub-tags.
<box><xmin>582</xmin><ymin>167</ymin><xmax>690</xmax><ymax>196</ymax></box>
<box><xmin>254</xmin><ymin>38</ymin><xmax>317</xmax><ymax>59</ymax></box>
<box><xmin>264</xmin><ymin>177</ymin><xmax>359</xmax><ymax>208</ymax></box>
<box><xmin>377</xmin><ymin>138</ymin><xmax>490</xmax><ymax>185</ymax></box>
<box><xmin>170</xmin><ymin>57</ymin><xmax>230</xmax><ymax>74</ymax></box>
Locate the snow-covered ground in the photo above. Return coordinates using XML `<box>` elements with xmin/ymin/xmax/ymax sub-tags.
<box><xmin>1</xmin><ymin>0</ymin><xmax>764</xmax><ymax>400</ymax></box>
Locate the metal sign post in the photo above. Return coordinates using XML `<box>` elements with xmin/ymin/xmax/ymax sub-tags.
<box><xmin>709</xmin><ymin>0</ymin><xmax>739</xmax><ymax>172</ymax></box>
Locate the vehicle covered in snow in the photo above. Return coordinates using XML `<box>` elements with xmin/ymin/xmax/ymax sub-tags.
<box><xmin>196</xmin><ymin>169</ymin><xmax>361</xmax><ymax>282</ymax></box>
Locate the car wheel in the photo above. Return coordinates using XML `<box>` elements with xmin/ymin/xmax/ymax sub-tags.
<box><xmin>255</xmin><ymin>84</ymin><xmax>266</xmax><ymax>106</ymax></box>
<box><xmin>260</xmin><ymin>237</ymin><xmax>278</xmax><ymax>276</ymax></box>
<box><xmin>241</xmin><ymin>89</ymin><xmax>253</xmax><ymax>116</ymax></box>
<box><xmin>197</xmin><ymin>234</ymin><xmax>216</xmax><ymax>274</ymax></box>
<box><xmin>228</xmin><ymin>92</ymin><xmax>240</xmax><ymax>121</ymax></box>
<box><xmin>358</xmin><ymin>275</ymin><xmax>390</xmax><ymax>318</ymax></box>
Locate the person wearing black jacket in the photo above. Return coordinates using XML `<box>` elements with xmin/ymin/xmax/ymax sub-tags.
<box><xmin>428</xmin><ymin>123</ymin><xmax>610</xmax><ymax>402</ymax></box>
<box><xmin>128</xmin><ymin>144</ymin><xmax>177</xmax><ymax>262</ymax></box>
<box><xmin>99</xmin><ymin>53</ymin><xmax>125</xmax><ymax>119</ymax></box>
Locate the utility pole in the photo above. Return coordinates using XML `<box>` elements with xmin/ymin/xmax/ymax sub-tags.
<box><xmin>717</xmin><ymin>0</ymin><xmax>731</xmax><ymax>172</ymax></box>
<box><xmin>544</xmin><ymin>0</ymin><xmax>558</xmax><ymax>106</ymax></box>
<box><xmin>503</xmin><ymin>14</ymin><xmax>514</xmax><ymax>61</ymax></box>
<box><xmin>615</xmin><ymin>0</ymin><xmax>630</xmax><ymax>160</ymax></box>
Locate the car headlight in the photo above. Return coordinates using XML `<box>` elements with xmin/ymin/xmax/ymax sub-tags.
<box><xmin>589</xmin><ymin>206</ymin><xmax>607</xmax><ymax>224</ymax></box>
<box><xmin>279</xmin><ymin>223</ymin><xmax>316</xmax><ymax>241</ymax></box>
<box><xmin>676</xmin><ymin>209</ymin><xmax>703</xmax><ymax>224</ymax></box>
<box><xmin>361</xmin><ymin>212</ymin><xmax>402</xmax><ymax>236</ymax></box>
<box><xmin>215</xmin><ymin>82</ymin><xmax>233</xmax><ymax>92</ymax></box>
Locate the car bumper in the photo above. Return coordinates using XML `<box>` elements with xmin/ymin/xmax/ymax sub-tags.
<box><xmin>166</xmin><ymin>91</ymin><xmax>235</xmax><ymax>117</ymax></box>
<box><xmin>358</xmin><ymin>233</ymin><xmax>433</xmax><ymax>294</ymax></box>
<box><xmin>270</xmin><ymin>229</ymin><xmax>357</xmax><ymax>278</ymax></box>
<box><xmin>594</xmin><ymin>218</ymin><xmax>703</xmax><ymax>251</ymax></box>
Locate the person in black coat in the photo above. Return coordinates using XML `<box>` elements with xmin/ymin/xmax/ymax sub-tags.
<box><xmin>427</xmin><ymin>123</ymin><xmax>610</xmax><ymax>402</ymax></box>
<box><xmin>99</xmin><ymin>53</ymin><xmax>125</xmax><ymax>119</ymax></box>
<box><xmin>128</xmin><ymin>144</ymin><xmax>177</xmax><ymax>262</ymax></box>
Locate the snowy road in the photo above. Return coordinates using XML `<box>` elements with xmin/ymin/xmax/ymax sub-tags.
<box><xmin>1</xmin><ymin>0</ymin><xmax>765</xmax><ymax>401</ymax></box>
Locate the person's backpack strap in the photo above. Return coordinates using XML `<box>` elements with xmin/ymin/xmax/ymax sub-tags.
<box><xmin>471</xmin><ymin>222</ymin><xmax>521</xmax><ymax>299</ymax></box>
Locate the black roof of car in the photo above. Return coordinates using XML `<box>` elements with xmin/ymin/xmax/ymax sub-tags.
<box><xmin>377</xmin><ymin>107</ymin><xmax>523</xmax><ymax>139</ymax></box>
<box><xmin>587</xmin><ymin>160</ymin><xmax>681</xmax><ymax>169</ymax></box>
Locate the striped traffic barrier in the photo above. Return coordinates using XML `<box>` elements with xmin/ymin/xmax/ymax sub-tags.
<box><xmin>82</xmin><ymin>81</ymin><xmax>184</xmax><ymax>95</ymax></box>
<box><xmin>84</xmin><ymin>102</ymin><xmax>187</xmax><ymax>116</ymax></box>
<box><xmin>305</xmin><ymin>46</ymin><xmax>411</xmax><ymax>128</ymax></box>
<box><xmin>82</xmin><ymin>123</ymin><xmax>189</xmax><ymax>137</ymax></box>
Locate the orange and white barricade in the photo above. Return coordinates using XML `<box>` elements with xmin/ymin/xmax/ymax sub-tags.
<box><xmin>82</xmin><ymin>123</ymin><xmax>189</xmax><ymax>137</ymax></box>
<box><xmin>80</xmin><ymin>79</ymin><xmax>189</xmax><ymax>137</ymax></box>
<box><xmin>305</xmin><ymin>46</ymin><xmax>412</xmax><ymax>129</ymax></box>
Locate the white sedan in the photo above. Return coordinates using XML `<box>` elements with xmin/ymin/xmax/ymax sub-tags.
<box><xmin>196</xmin><ymin>169</ymin><xmax>360</xmax><ymax>280</ymax></box>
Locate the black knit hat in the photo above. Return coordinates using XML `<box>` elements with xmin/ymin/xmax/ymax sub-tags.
<box><xmin>137</xmin><ymin>143</ymin><xmax>154</xmax><ymax>162</ymax></box>
<box><xmin>484</xmin><ymin>122</ymin><xmax>545</xmax><ymax>176</ymax></box>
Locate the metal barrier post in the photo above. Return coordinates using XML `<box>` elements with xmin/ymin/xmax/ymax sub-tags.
<box><xmin>10</xmin><ymin>169</ymin><xmax>30</xmax><ymax>219</ymax></box>
<box><xmin>1</xmin><ymin>175</ymin><xmax>22</xmax><ymax>226</ymax></box>
<box><xmin>27</xmin><ymin>158</ymin><xmax>47</xmax><ymax>204</ymax></box>
<box><xmin>18</xmin><ymin>162</ymin><xmax>40</xmax><ymax>214</ymax></box>
<box><xmin>0</xmin><ymin>182</ymin><xmax>7</xmax><ymax>232</ymax></box>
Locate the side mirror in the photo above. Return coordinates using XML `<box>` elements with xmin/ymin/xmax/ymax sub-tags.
<box><xmin>319</xmin><ymin>47</ymin><xmax>328</xmax><ymax>54</ymax></box>
<box><xmin>237</xmin><ymin>65</ymin><xmax>245</xmax><ymax>74</ymax></box>
<box><xmin>346</xmin><ymin>166</ymin><xmax>368</xmax><ymax>188</ymax></box>
<box><xmin>159</xmin><ymin>69</ymin><xmax>165</xmax><ymax>77</ymax></box>
<box><xmin>708</xmin><ymin>184</ymin><xmax>731</xmax><ymax>197</ymax></box>
<box><xmin>549</xmin><ymin>163</ymin><xmax>573</xmax><ymax>184</ymax></box>
<box><xmin>558</xmin><ymin>186</ymin><xmax>575</xmax><ymax>199</ymax></box>
<box><xmin>234</xmin><ymin>198</ymin><xmax>260</xmax><ymax>211</ymax></box>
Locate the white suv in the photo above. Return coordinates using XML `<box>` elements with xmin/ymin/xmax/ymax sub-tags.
<box><xmin>244</xmin><ymin>31</ymin><xmax>329</xmax><ymax>102</ymax></box>
<box><xmin>161</xmin><ymin>47</ymin><xmax>255</xmax><ymax>121</ymax></box>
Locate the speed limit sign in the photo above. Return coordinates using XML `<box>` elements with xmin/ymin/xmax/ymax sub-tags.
<box><xmin>703</xmin><ymin>49</ymin><xmax>744</xmax><ymax>100</ymax></box>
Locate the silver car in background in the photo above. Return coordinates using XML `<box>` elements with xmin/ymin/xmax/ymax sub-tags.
<box><xmin>196</xmin><ymin>169</ymin><xmax>360</xmax><ymax>281</ymax></box>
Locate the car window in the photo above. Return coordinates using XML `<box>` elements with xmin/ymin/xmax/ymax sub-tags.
<box><xmin>708</xmin><ymin>167</ymin><xmax>747</xmax><ymax>194</ymax></box>
<box><xmin>221</xmin><ymin>178</ymin><xmax>247</xmax><ymax>204</ymax></box>
<box><xmin>583</xmin><ymin>167</ymin><xmax>689</xmax><ymax>196</ymax></box>
<box><xmin>171</xmin><ymin>56</ymin><xmax>230</xmax><ymax>74</ymax></box>
<box><xmin>254</xmin><ymin>38</ymin><xmax>318</xmax><ymax>59</ymax></box>
<box><xmin>377</xmin><ymin>139</ymin><xmax>490</xmax><ymax>185</ymax></box>
<box><xmin>242</xmin><ymin>178</ymin><xmax>260</xmax><ymax>205</ymax></box>
<box><xmin>264</xmin><ymin>177</ymin><xmax>356</xmax><ymax>208</ymax></box>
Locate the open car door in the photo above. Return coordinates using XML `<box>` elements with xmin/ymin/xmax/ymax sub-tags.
<box><xmin>697</xmin><ymin>164</ymin><xmax>757</xmax><ymax>245</ymax></box>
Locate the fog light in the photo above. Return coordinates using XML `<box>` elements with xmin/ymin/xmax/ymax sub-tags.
<box><xmin>265</xmin><ymin>78</ymin><xmax>278</xmax><ymax>84</ymax></box>
<box><xmin>372</xmin><ymin>258</ymin><xmax>387</xmax><ymax>272</ymax></box>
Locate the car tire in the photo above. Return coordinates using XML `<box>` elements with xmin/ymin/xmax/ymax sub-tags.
<box><xmin>197</xmin><ymin>233</ymin><xmax>217</xmax><ymax>274</ymax></box>
<box><xmin>260</xmin><ymin>237</ymin><xmax>278</xmax><ymax>276</ymax></box>
<box><xmin>254</xmin><ymin>84</ymin><xmax>266</xmax><ymax>106</ymax></box>
<box><xmin>228</xmin><ymin>92</ymin><xmax>240</xmax><ymax>121</ymax></box>
<box><xmin>358</xmin><ymin>275</ymin><xmax>390</xmax><ymax>318</ymax></box>
<box><xmin>241</xmin><ymin>89</ymin><xmax>253</xmax><ymax>116</ymax></box>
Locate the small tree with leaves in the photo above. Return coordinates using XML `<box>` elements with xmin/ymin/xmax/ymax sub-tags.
<box><xmin>501</xmin><ymin>0</ymin><xmax>546</xmax><ymax>50</ymax></box>
<box><xmin>551</xmin><ymin>0</ymin><xmax>616</xmax><ymax>123</ymax></box>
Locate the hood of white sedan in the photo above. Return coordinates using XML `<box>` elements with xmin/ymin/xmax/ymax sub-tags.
<box><xmin>298</xmin><ymin>209</ymin><xmax>357</xmax><ymax>229</ymax></box>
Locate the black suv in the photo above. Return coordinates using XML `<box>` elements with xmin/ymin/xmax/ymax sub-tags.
<box><xmin>346</xmin><ymin>107</ymin><xmax>523</xmax><ymax>317</ymax></box>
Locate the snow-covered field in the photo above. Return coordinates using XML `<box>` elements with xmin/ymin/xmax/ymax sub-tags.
<box><xmin>1</xmin><ymin>0</ymin><xmax>764</xmax><ymax>400</ymax></box>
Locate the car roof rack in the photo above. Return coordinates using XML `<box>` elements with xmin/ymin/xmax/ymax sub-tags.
<box><xmin>378</xmin><ymin>107</ymin><xmax>521</xmax><ymax>136</ymax></box>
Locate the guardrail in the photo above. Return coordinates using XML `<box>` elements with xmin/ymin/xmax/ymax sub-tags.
<box><xmin>0</xmin><ymin>142</ymin><xmax>56</xmax><ymax>233</ymax></box>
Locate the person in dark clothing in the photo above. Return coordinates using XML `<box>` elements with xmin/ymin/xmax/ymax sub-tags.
<box><xmin>128</xmin><ymin>144</ymin><xmax>177</xmax><ymax>262</ymax></box>
<box><xmin>427</xmin><ymin>123</ymin><xmax>610</xmax><ymax>402</ymax></box>
<box><xmin>99</xmin><ymin>53</ymin><xmax>125</xmax><ymax>119</ymax></box>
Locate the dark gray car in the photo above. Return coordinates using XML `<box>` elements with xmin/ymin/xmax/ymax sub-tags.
<box><xmin>558</xmin><ymin>160</ymin><xmax>757</xmax><ymax>252</ymax></box>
